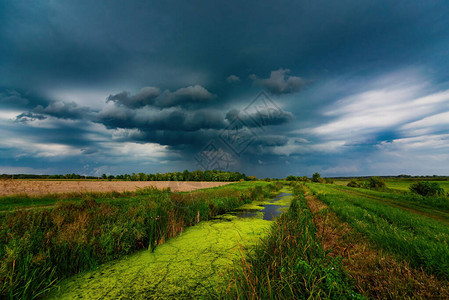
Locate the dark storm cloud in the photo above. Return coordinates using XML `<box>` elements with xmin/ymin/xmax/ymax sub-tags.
<box><xmin>9</xmin><ymin>118</ymin><xmax>101</xmax><ymax>148</ymax></box>
<box><xmin>15</xmin><ymin>112</ymin><xmax>47</xmax><ymax>123</ymax></box>
<box><xmin>107</xmin><ymin>85</ymin><xmax>215</xmax><ymax>109</ymax></box>
<box><xmin>156</xmin><ymin>85</ymin><xmax>215</xmax><ymax>108</ymax></box>
<box><xmin>98</xmin><ymin>106</ymin><xmax>226</xmax><ymax>133</ymax></box>
<box><xmin>1</xmin><ymin>0</ymin><xmax>449</xmax><ymax>177</ymax></box>
<box><xmin>107</xmin><ymin>87</ymin><xmax>161</xmax><ymax>108</ymax></box>
<box><xmin>250</xmin><ymin>69</ymin><xmax>305</xmax><ymax>95</ymax></box>
<box><xmin>3</xmin><ymin>0</ymin><xmax>447</xmax><ymax>92</ymax></box>
<box><xmin>252</xmin><ymin>136</ymin><xmax>289</xmax><ymax>147</ymax></box>
<box><xmin>34</xmin><ymin>101</ymin><xmax>95</xmax><ymax>120</ymax></box>
<box><xmin>112</xmin><ymin>127</ymin><xmax>218</xmax><ymax>148</ymax></box>
<box><xmin>0</xmin><ymin>90</ymin><xmax>29</xmax><ymax>107</ymax></box>
<box><xmin>0</xmin><ymin>89</ymin><xmax>51</xmax><ymax>110</ymax></box>
<box><xmin>225</xmin><ymin>108</ymin><xmax>293</xmax><ymax>128</ymax></box>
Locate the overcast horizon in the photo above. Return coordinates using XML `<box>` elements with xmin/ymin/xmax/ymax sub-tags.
<box><xmin>1</xmin><ymin>1</ymin><xmax>449</xmax><ymax>178</ymax></box>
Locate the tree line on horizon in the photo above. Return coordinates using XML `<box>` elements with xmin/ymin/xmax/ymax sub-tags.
<box><xmin>0</xmin><ymin>170</ymin><xmax>250</xmax><ymax>182</ymax></box>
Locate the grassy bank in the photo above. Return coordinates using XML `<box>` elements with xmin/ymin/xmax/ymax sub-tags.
<box><xmin>225</xmin><ymin>184</ymin><xmax>360</xmax><ymax>299</ymax></box>
<box><xmin>307</xmin><ymin>183</ymin><xmax>449</xmax><ymax>281</ymax></box>
<box><xmin>336</xmin><ymin>183</ymin><xmax>449</xmax><ymax>211</ymax></box>
<box><xmin>0</xmin><ymin>181</ymin><xmax>277</xmax><ymax>299</ymax></box>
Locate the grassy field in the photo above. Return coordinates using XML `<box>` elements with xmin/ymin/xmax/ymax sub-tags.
<box><xmin>386</xmin><ymin>180</ymin><xmax>449</xmax><ymax>192</ymax></box>
<box><xmin>2</xmin><ymin>179</ymin><xmax>448</xmax><ymax>299</ymax></box>
<box><xmin>0</xmin><ymin>181</ymin><xmax>276</xmax><ymax>298</ymax></box>
<box><xmin>306</xmin><ymin>182</ymin><xmax>449</xmax><ymax>281</ymax></box>
<box><xmin>0</xmin><ymin>181</ymin><xmax>243</xmax><ymax>212</ymax></box>
<box><xmin>334</xmin><ymin>178</ymin><xmax>449</xmax><ymax>193</ymax></box>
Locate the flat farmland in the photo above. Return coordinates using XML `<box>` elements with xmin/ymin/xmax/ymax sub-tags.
<box><xmin>333</xmin><ymin>178</ymin><xmax>449</xmax><ymax>192</ymax></box>
<box><xmin>0</xmin><ymin>180</ymin><xmax>231</xmax><ymax>197</ymax></box>
<box><xmin>385</xmin><ymin>180</ymin><xmax>449</xmax><ymax>192</ymax></box>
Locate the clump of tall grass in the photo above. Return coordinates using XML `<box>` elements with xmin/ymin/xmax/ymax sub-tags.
<box><xmin>225</xmin><ymin>193</ymin><xmax>360</xmax><ymax>299</ymax></box>
<box><xmin>0</xmin><ymin>183</ymin><xmax>270</xmax><ymax>299</ymax></box>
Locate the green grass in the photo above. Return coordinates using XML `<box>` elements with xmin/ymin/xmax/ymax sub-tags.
<box><xmin>333</xmin><ymin>178</ymin><xmax>449</xmax><ymax>193</ymax></box>
<box><xmin>386</xmin><ymin>180</ymin><xmax>449</xmax><ymax>193</ymax></box>
<box><xmin>329</xmin><ymin>184</ymin><xmax>449</xmax><ymax>220</ymax></box>
<box><xmin>307</xmin><ymin>182</ymin><xmax>449</xmax><ymax>281</ymax></box>
<box><xmin>0</xmin><ymin>181</ymin><xmax>276</xmax><ymax>299</ymax></box>
<box><xmin>0</xmin><ymin>191</ymin><xmax>145</xmax><ymax>212</ymax></box>
<box><xmin>225</xmin><ymin>184</ymin><xmax>361</xmax><ymax>299</ymax></box>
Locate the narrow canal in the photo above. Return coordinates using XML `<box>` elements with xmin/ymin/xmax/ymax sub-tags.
<box><xmin>49</xmin><ymin>188</ymin><xmax>293</xmax><ymax>299</ymax></box>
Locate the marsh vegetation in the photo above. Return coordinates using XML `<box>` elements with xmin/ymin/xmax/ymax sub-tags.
<box><xmin>1</xmin><ymin>177</ymin><xmax>448</xmax><ymax>299</ymax></box>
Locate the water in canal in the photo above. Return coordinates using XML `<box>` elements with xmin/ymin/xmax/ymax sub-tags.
<box><xmin>49</xmin><ymin>188</ymin><xmax>293</xmax><ymax>299</ymax></box>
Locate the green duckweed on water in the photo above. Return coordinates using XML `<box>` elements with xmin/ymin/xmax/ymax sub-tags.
<box><xmin>48</xmin><ymin>189</ymin><xmax>293</xmax><ymax>299</ymax></box>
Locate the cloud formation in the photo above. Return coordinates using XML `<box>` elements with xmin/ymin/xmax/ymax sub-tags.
<box><xmin>107</xmin><ymin>85</ymin><xmax>215</xmax><ymax>109</ymax></box>
<box><xmin>1</xmin><ymin>1</ymin><xmax>449</xmax><ymax>177</ymax></box>
<box><xmin>226</xmin><ymin>75</ymin><xmax>240</xmax><ymax>83</ymax></box>
<box><xmin>15</xmin><ymin>112</ymin><xmax>47</xmax><ymax>123</ymax></box>
<box><xmin>250</xmin><ymin>69</ymin><xmax>305</xmax><ymax>95</ymax></box>
<box><xmin>107</xmin><ymin>87</ymin><xmax>161</xmax><ymax>108</ymax></box>
<box><xmin>225</xmin><ymin>108</ymin><xmax>293</xmax><ymax>128</ymax></box>
<box><xmin>34</xmin><ymin>101</ymin><xmax>94</xmax><ymax>120</ymax></box>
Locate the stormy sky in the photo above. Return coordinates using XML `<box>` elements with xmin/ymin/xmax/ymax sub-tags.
<box><xmin>1</xmin><ymin>1</ymin><xmax>449</xmax><ymax>178</ymax></box>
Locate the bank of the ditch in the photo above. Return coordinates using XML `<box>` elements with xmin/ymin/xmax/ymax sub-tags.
<box><xmin>225</xmin><ymin>183</ymin><xmax>361</xmax><ymax>299</ymax></box>
<box><xmin>48</xmin><ymin>187</ymin><xmax>294</xmax><ymax>299</ymax></box>
<box><xmin>0</xmin><ymin>182</ymin><xmax>281</xmax><ymax>299</ymax></box>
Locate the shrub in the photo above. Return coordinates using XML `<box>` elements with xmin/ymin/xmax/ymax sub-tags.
<box><xmin>409</xmin><ymin>181</ymin><xmax>445</xmax><ymax>197</ymax></box>
<box><xmin>324</xmin><ymin>178</ymin><xmax>334</xmax><ymax>184</ymax></box>
<box><xmin>347</xmin><ymin>179</ymin><xmax>361</xmax><ymax>188</ymax></box>
<box><xmin>366</xmin><ymin>177</ymin><xmax>386</xmax><ymax>190</ymax></box>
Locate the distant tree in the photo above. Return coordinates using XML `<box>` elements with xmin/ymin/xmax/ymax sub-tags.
<box><xmin>324</xmin><ymin>178</ymin><xmax>334</xmax><ymax>184</ymax></box>
<box><xmin>286</xmin><ymin>175</ymin><xmax>297</xmax><ymax>181</ymax></box>
<box><xmin>311</xmin><ymin>172</ymin><xmax>323</xmax><ymax>183</ymax></box>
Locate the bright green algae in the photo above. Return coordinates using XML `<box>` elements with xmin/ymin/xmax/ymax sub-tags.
<box><xmin>49</xmin><ymin>189</ymin><xmax>293</xmax><ymax>299</ymax></box>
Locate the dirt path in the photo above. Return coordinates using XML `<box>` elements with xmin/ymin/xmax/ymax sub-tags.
<box><xmin>48</xmin><ymin>189</ymin><xmax>294</xmax><ymax>299</ymax></box>
<box><xmin>0</xmin><ymin>180</ymin><xmax>231</xmax><ymax>197</ymax></box>
<box><xmin>304</xmin><ymin>188</ymin><xmax>449</xmax><ymax>299</ymax></box>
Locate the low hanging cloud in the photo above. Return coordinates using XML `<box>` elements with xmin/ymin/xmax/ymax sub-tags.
<box><xmin>107</xmin><ymin>87</ymin><xmax>161</xmax><ymax>108</ymax></box>
<box><xmin>107</xmin><ymin>85</ymin><xmax>215</xmax><ymax>109</ymax></box>
<box><xmin>8</xmin><ymin>80</ymin><xmax>296</xmax><ymax>168</ymax></box>
<box><xmin>15</xmin><ymin>112</ymin><xmax>47</xmax><ymax>123</ymax></box>
<box><xmin>34</xmin><ymin>101</ymin><xmax>94</xmax><ymax>120</ymax></box>
<box><xmin>0</xmin><ymin>90</ymin><xmax>30</xmax><ymax>107</ymax></box>
<box><xmin>225</xmin><ymin>108</ymin><xmax>293</xmax><ymax>127</ymax></box>
<box><xmin>250</xmin><ymin>68</ymin><xmax>305</xmax><ymax>95</ymax></box>
<box><xmin>97</xmin><ymin>104</ymin><xmax>227</xmax><ymax>134</ymax></box>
